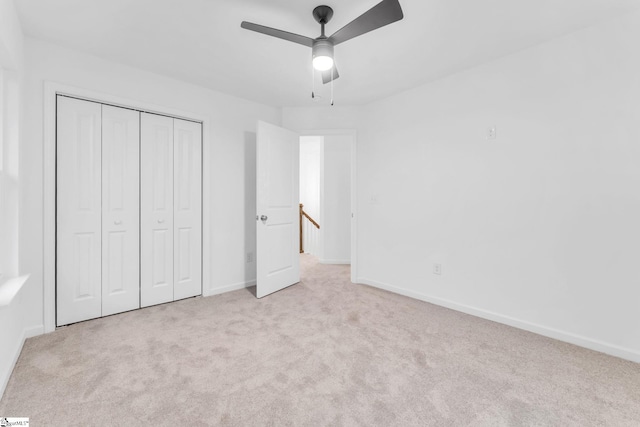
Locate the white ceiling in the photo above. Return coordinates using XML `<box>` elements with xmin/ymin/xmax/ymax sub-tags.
<box><xmin>15</xmin><ymin>0</ymin><xmax>640</xmax><ymax>107</ymax></box>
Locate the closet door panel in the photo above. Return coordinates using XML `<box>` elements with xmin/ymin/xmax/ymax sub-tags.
<box><xmin>173</xmin><ymin>119</ymin><xmax>202</xmax><ymax>300</ymax></box>
<box><xmin>56</xmin><ymin>96</ymin><xmax>102</xmax><ymax>326</ymax></box>
<box><xmin>141</xmin><ymin>113</ymin><xmax>174</xmax><ymax>307</ymax></box>
<box><xmin>101</xmin><ymin>105</ymin><xmax>140</xmax><ymax>316</ymax></box>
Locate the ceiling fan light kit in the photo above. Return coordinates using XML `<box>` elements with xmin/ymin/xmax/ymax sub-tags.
<box><xmin>241</xmin><ymin>0</ymin><xmax>404</xmax><ymax>104</ymax></box>
<box><xmin>312</xmin><ymin>39</ymin><xmax>334</xmax><ymax>71</ymax></box>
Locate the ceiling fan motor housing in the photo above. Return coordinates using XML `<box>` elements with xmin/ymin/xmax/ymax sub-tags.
<box><xmin>313</xmin><ymin>5</ymin><xmax>334</xmax><ymax>24</ymax></box>
<box><xmin>312</xmin><ymin>38</ymin><xmax>334</xmax><ymax>61</ymax></box>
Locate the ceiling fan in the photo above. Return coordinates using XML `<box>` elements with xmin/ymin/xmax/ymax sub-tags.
<box><xmin>240</xmin><ymin>0</ymin><xmax>404</xmax><ymax>85</ymax></box>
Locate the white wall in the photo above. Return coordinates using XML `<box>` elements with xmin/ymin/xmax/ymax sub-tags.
<box><xmin>0</xmin><ymin>0</ymin><xmax>28</xmax><ymax>399</ymax></box>
<box><xmin>284</xmin><ymin>11</ymin><xmax>640</xmax><ymax>361</ymax></box>
<box><xmin>0</xmin><ymin>69</ymin><xmax>20</xmax><ymax>280</ymax></box>
<box><xmin>19</xmin><ymin>38</ymin><xmax>281</xmax><ymax>334</ymax></box>
<box><xmin>0</xmin><ymin>0</ymin><xmax>23</xmax><ymax>68</ymax></box>
<box><xmin>282</xmin><ymin>106</ymin><xmax>361</xmax><ymax>131</ymax></box>
<box><xmin>320</xmin><ymin>135</ymin><xmax>351</xmax><ymax>264</ymax></box>
<box><xmin>0</xmin><ymin>0</ymin><xmax>23</xmax><ymax>280</ymax></box>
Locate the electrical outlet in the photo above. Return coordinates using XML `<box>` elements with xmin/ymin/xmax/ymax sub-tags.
<box><xmin>246</xmin><ymin>252</ymin><xmax>254</xmax><ymax>263</ymax></box>
<box><xmin>370</xmin><ymin>194</ymin><xmax>378</xmax><ymax>204</ymax></box>
<box><xmin>433</xmin><ymin>263</ymin><xmax>442</xmax><ymax>275</ymax></box>
<box><xmin>487</xmin><ymin>126</ymin><xmax>497</xmax><ymax>140</ymax></box>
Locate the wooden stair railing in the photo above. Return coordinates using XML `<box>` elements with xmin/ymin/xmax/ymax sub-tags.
<box><xmin>299</xmin><ymin>203</ymin><xmax>320</xmax><ymax>253</ymax></box>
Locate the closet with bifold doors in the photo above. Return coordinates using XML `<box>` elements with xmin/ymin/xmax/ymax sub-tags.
<box><xmin>56</xmin><ymin>96</ymin><xmax>202</xmax><ymax>326</ymax></box>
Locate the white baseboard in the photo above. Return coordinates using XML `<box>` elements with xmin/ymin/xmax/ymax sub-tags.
<box><xmin>0</xmin><ymin>339</ymin><xmax>21</xmax><ymax>400</ymax></box>
<box><xmin>25</xmin><ymin>324</ymin><xmax>44</xmax><ymax>338</ymax></box>
<box><xmin>0</xmin><ymin>323</ymin><xmax>43</xmax><ymax>399</ymax></box>
<box><xmin>357</xmin><ymin>277</ymin><xmax>640</xmax><ymax>363</ymax></box>
<box><xmin>319</xmin><ymin>259</ymin><xmax>351</xmax><ymax>265</ymax></box>
<box><xmin>203</xmin><ymin>280</ymin><xmax>256</xmax><ymax>297</ymax></box>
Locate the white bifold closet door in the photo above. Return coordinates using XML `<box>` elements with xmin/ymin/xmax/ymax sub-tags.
<box><xmin>140</xmin><ymin>113</ymin><xmax>202</xmax><ymax>307</ymax></box>
<box><xmin>57</xmin><ymin>98</ymin><xmax>202</xmax><ymax>325</ymax></box>
<box><xmin>57</xmin><ymin>97</ymin><xmax>103</xmax><ymax>326</ymax></box>
<box><xmin>140</xmin><ymin>113</ymin><xmax>174</xmax><ymax>307</ymax></box>
<box><xmin>173</xmin><ymin>119</ymin><xmax>203</xmax><ymax>301</ymax></box>
<box><xmin>57</xmin><ymin>97</ymin><xmax>140</xmax><ymax>325</ymax></box>
<box><xmin>101</xmin><ymin>105</ymin><xmax>140</xmax><ymax>316</ymax></box>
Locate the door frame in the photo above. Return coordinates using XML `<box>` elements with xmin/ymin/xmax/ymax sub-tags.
<box><xmin>298</xmin><ymin>129</ymin><xmax>357</xmax><ymax>284</ymax></box>
<box><xmin>43</xmin><ymin>81</ymin><xmax>211</xmax><ymax>333</ymax></box>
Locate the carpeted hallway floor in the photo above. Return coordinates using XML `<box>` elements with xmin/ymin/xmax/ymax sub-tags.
<box><xmin>1</xmin><ymin>255</ymin><xmax>639</xmax><ymax>426</ymax></box>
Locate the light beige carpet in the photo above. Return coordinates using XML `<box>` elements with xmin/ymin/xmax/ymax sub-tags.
<box><xmin>1</xmin><ymin>255</ymin><xmax>639</xmax><ymax>426</ymax></box>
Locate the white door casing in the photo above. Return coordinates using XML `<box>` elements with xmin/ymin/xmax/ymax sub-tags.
<box><xmin>141</xmin><ymin>113</ymin><xmax>175</xmax><ymax>307</ymax></box>
<box><xmin>256</xmin><ymin>121</ymin><xmax>300</xmax><ymax>298</ymax></box>
<box><xmin>101</xmin><ymin>105</ymin><xmax>141</xmax><ymax>316</ymax></box>
<box><xmin>173</xmin><ymin>119</ymin><xmax>202</xmax><ymax>300</ymax></box>
<box><xmin>56</xmin><ymin>96</ymin><xmax>102</xmax><ymax>326</ymax></box>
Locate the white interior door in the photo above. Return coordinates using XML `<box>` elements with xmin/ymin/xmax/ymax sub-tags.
<box><xmin>141</xmin><ymin>113</ymin><xmax>174</xmax><ymax>307</ymax></box>
<box><xmin>56</xmin><ymin>96</ymin><xmax>102</xmax><ymax>326</ymax></box>
<box><xmin>173</xmin><ymin>119</ymin><xmax>202</xmax><ymax>300</ymax></box>
<box><xmin>256</xmin><ymin>121</ymin><xmax>300</xmax><ymax>298</ymax></box>
<box><xmin>101</xmin><ymin>105</ymin><xmax>140</xmax><ymax>316</ymax></box>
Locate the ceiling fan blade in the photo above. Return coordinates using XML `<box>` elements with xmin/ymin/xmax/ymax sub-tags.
<box><xmin>328</xmin><ymin>0</ymin><xmax>404</xmax><ymax>46</ymax></box>
<box><xmin>321</xmin><ymin>66</ymin><xmax>340</xmax><ymax>84</ymax></box>
<box><xmin>241</xmin><ymin>21</ymin><xmax>314</xmax><ymax>48</ymax></box>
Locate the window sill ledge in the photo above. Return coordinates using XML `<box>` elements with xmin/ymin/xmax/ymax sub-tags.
<box><xmin>0</xmin><ymin>274</ymin><xmax>30</xmax><ymax>308</ymax></box>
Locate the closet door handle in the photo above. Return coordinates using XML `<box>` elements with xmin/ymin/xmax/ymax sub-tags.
<box><xmin>114</xmin><ymin>220</ymin><xmax>122</xmax><ymax>225</ymax></box>
<box><xmin>158</xmin><ymin>219</ymin><xmax>165</xmax><ymax>224</ymax></box>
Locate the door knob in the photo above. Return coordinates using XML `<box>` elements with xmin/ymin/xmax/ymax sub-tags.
<box><xmin>114</xmin><ymin>220</ymin><xmax>122</xmax><ymax>225</ymax></box>
<box><xmin>260</xmin><ymin>215</ymin><xmax>268</xmax><ymax>221</ymax></box>
<box><xmin>158</xmin><ymin>219</ymin><xmax>165</xmax><ymax>224</ymax></box>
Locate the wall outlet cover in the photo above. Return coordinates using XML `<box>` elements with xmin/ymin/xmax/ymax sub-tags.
<box><xmin>487</xmin><ymin>126</ymin><xmax>497</xmax><ymax>140</ymax></box>
<box><xmin>433</xmin><ymin>263</ymin><xmax>442</xmax><ymax>275</ymax></box>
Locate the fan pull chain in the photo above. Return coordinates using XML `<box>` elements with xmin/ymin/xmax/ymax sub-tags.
<box><xmin>330</xmin><ymin>68</ymin><xmax>334</xmax><ymax>106</ymax></box>
<box><xmin>311</xmin><ymin>64</ymin><xmax>315</xmax><ymax>99</ymax></box>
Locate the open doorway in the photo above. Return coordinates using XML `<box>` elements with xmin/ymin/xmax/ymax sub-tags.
<box><xmin>253</xmin><ymin>123</ymin><xmax>356</xmax><ymax>299</ymax></box>
<box><xmin>299</xmin><ymin>132</ymin><xmax>355</xmax><ymax>280</ymax></box>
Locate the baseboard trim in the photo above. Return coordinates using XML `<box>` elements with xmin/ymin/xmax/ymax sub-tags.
<box><xmin>25</xmin><ymin>325</ymin><xmax>44</xmax><ymax>338</ymax></box>
<box><xmin>203</xmin><ymin>280</ymin><xmax>256</xmax><ymax>297</ymax></box>
<box><xmin>0</xmin><ymin>323</ymin><xmax>43</xmax><ymax>399</ymax></box>
<box><xmin>357</xmin><ymin>277</ymin><xmax>640</xmax><ymax>363</ymax></box>
<box><xmin>319</xmin><ymin>259</ymin><xmax>351</xmax><ymax>265</ymax></box>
